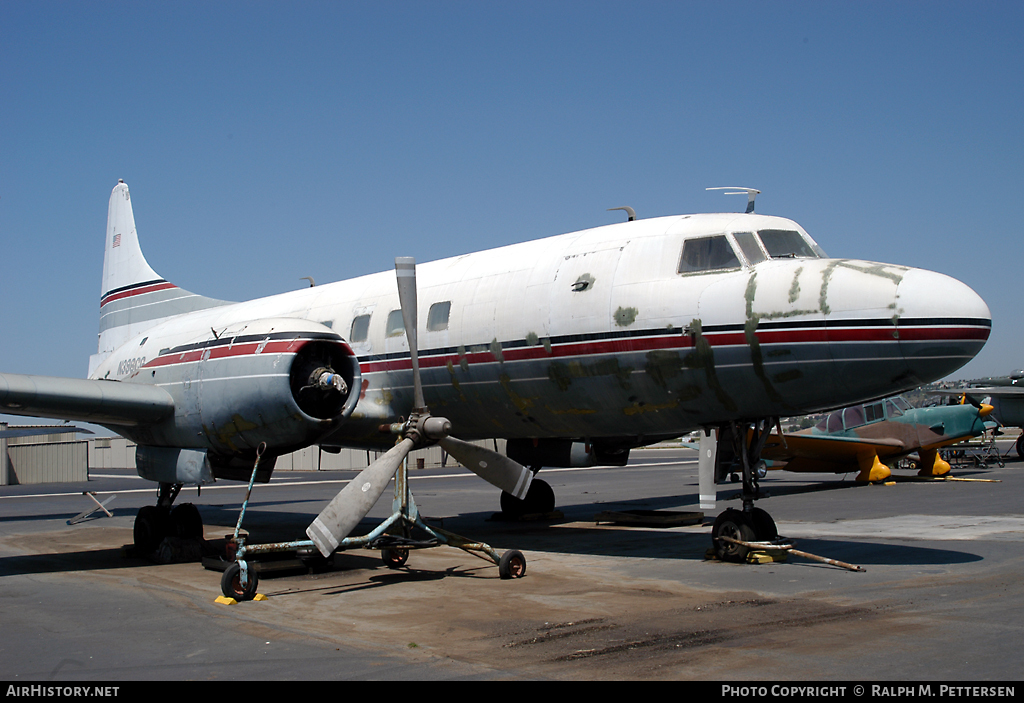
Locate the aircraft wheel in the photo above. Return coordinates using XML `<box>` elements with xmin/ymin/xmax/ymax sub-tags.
<box><xmin>1016</xmin><ymin>434</ymin><xmax>1024</xmax><ymax>460</ymax></box>
<box><xmin>712</xmin><ymin>509</ymin><xmax>755</xmax><ymax>563</ymax></box>
<box><xmin>221</xmin><ymin>562</ymin><xmax>258</xmax><ymax>601</ymax></box>
<box><xmin>500</xmin><ymin>478</ymin><xmax>555</xmax><ymax>517</ymax></box>
<box><xmin>133</xmin><ymin>505</ymin><xmax>168</xmax><ymax>555</ymax></box>
<box><xmin>749</xmin><ymin>507</ymin><xmax>778</xmax><ymax>541</ymax></box>
<box><xmin>170</xmin><ymin>503</ymin><xmax>203</xmax><ymax>540</ymax></box>
<box><xmin>498</xmin><ymin>549</ymin><xmax>527</xmax><ymax>579</ymax></box>
<box><xmin>381</xmin><ymin>548</ymin><xmax>409</xmax><ymax>569</ymax></box>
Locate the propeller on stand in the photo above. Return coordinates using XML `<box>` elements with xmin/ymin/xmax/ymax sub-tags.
<box><xmin>306</xmin><ymin>257</ymin><xmax>534</xmax><ymax>558</ymax></box>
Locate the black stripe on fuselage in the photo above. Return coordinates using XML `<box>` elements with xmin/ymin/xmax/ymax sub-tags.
<box><xmin>156</xmin><ymin>331</ymin><xmax>343</xmax><ymax>357</ymax></box>
<box><xmin>355</xmin><ymin>317</ymin><xmax>991</xmax><ymax>364</ymax></box>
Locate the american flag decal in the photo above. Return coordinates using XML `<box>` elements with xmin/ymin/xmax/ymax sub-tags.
<box><xmin>112</xmin><ymin>233</ymin><xmax>121</xmax><ymax>248</ymax></box>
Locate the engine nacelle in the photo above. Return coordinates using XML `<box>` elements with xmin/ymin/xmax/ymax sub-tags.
<box><xmin>112</xmin><ymin>318</ymin><xmax>361</xmax><ymax>462</ymax></box>
<box><xmin>506</xmin><ymin>438</ymin><xmax>630</xmax><ymax>468</ymax></box>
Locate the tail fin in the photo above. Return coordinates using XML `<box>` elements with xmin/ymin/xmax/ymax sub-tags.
<box><xmin>89</xmin><ymin>180</ymin><xmax>230</xmax><ymax>376</ymax></box>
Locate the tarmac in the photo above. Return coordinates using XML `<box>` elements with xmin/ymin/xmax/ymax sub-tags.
<box><xmin>1</xmin><ymin>442</ymin><xmax>1022</xmax><ymax>681</ymax></box>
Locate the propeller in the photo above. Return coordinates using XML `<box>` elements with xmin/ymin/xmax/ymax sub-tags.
<box><xmin>306</xmin><ymin>257</ymin><xmax>534</xmax><ymax>557</ymax></box>
<box><xmin>958</xmin><ymin>392</ymin><xmax>995</xmax><ymax>418</ymax></box>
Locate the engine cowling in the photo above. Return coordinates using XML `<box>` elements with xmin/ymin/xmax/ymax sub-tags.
<box><xmin>121</xmin><ymin>318</ymin><xmax>361</xmax><ymax>459</ymax></box>
<box><xmin>506</xmin><ymin>438</ymin><xmax>630</xmax><ymax>468</ymax></box>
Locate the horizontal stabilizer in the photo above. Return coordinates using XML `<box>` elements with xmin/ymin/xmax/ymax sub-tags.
<box><xmin>0</xmin><ymin>373</ymin><xmax>174</xmax><ymax>426</ymax></box>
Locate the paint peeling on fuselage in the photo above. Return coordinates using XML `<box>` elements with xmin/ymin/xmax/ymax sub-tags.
<box><xmin>614</xmin><ymin>306</ymin><xmax>638</xmax><ymax>327</ymax></box>
<box><xmin>548</xmin><ymin>357</ymin><xmax>634</xmax><ymax>392</ymax></box>
<box><xmin>683</xmin><ymin>318</ymin><xmax>738</xmax><ymax>413</ymax></box>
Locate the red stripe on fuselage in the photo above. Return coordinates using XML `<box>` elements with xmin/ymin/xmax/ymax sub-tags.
<box><xmin>100</xmin><ymin>282</ymin><xmax>178</xmax><ymax>307</ymax></box>
<box><xmin>142</xmin><ymin>339</ymin><xmax>307</xmax><ymax>369</ymax></box>
<box><xmin>359</xmin><ymin>325</ymin><xmax>990</xmax><ymax>374</ymax></box>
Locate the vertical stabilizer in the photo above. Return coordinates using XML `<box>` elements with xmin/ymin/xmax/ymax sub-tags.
<box><xmin>101</xmin><ymin>180</ymin><xmax>162</xmax><ymax>299</ymax></box>
<box><xmin>89</xmin><ymin>181</ymin><xmax>230</xmax><ymax>377</ymax></box>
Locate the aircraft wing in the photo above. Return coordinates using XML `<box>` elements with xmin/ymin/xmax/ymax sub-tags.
<box><xmin>0</xmin><ymin>373</ymin><xmax>175</xmax><ymax>427</ymax></box>
<box><xmin>0</xmin><ymin>426</ymin><xmax>95</xmax><ymax>438</ymax></box>
<box><xmin>761</xmin><ymin>432</ymin><xmax>906</xmax><ymax>473</ymax></box>
<box><xmin>932</xmin><ymin>387</ymin><xmax>1024</xmax><ymax>399</ymax></box>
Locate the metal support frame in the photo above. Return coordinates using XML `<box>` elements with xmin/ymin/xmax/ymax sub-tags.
<box><xmin>227</xmin><ymin>442</ymin><xmax>508</xmax><ymax>595</ymax></box>
<box><xmin>67</xmin><ymin>491</ymin><xmax>116</xmax><ymax>525</ymax></box>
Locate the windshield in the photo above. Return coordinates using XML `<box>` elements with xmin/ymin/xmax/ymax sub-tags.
<box><xmin>758</xmin><ymin>229</ymin><xmax>820</xmax><ymax>259</ymax></box>
<box><xmin>678</xmin><ymin>235</ymin><xmax>740</xmax><ymax>274</ymax></box>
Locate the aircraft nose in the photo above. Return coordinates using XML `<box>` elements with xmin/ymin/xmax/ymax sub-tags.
<box><xmin>895</xmin><ymin>268</ymin><xmax>991</xmax><ymax>383</ymax></box>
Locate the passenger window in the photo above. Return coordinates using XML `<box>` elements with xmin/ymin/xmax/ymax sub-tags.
<box><xmin>885</xmin><ymin>399</ymin><xmax>905</xmax><ymax>418</ymax></box>
<box><xmin>678</xmin><ymin>235</ymin><xmax>740</xmax><ymax>274</ymax></box>
<box><xmin>427</xmin><ymin>301</ymin><xmax>451</xmax><ymax>331</ymax></box>
<box><xmin>864</xmin><ymin>403</ymin><xmax>884</xmax><ymax>422</ymax></box>
<box><xmin>733</xmin><ymin>232</ymin><xmax>767</xmax><ymax>266</ymax></box>
<box><xmin>758</xmin><ymin>229</ymin><xmax>818</xmax><ymax>259</ymax></box>
<box><xmin>350</xmin><ymin>314</ymin><xmax>370</xmax><ymax>343</ymax></box>
<box><xmin>385</xmin><ymin>310</ymin><xmax>405</xmax><ymax>337</ymax></box>
<box><xmin>826</xmin><ymin>412</ymin><xmax>843</xmax><ymax>433</ymax></box>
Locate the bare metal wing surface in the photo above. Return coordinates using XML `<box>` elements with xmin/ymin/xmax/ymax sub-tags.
<box><xmin>0</xmin><ymin>373</ymin><xmax>174</xmax><ymax>426</ymax></box>
<box><xmin>0</xmin><ymin>425</ymin><xmax>94</xmax><ymax>438</ymax></box>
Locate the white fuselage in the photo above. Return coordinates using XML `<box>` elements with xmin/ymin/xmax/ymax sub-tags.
<box><xmin>91</xmin><ymin>212</ymin><xmax>991</xmax><ymax>454</ymax></box>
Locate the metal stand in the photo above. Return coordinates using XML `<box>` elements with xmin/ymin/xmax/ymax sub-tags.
<box><xmin>219</xmin><ymin>443</ymin><xmax>526</xmax><ymax>601</ymax></box>
<box><xmin>67</xmin><ymin>492</ymin><xmax>116</xmax><ymax>525</ymax></box>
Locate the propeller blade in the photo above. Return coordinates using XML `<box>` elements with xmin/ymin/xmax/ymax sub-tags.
<box><xmin>306</xmin><ymin>437</ymin><xmax>415</xmax><ymax>557</ymax></box>
<box><xmin>438</xmin><ymin>436</ymin><xmax>533</xmax><ymax>498</ymax></box>
<box><xmin>395</xmin><ymin>257</ymin><xmax>425</xmax><ymax>410</ymax></box>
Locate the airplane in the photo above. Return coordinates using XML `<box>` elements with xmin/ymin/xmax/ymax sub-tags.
<box><xmin>932</xmin><ymin>373</ymin><xmax>1024</xmax><ymax>457</ymax></box>
<box><xmin>756</xmin><ymin>395</ymin><xmax>997</xmax><ymax>482</ymax></box>
<box><xmin>0</xmin><ymin>181</ymin><xmax>992</xmax><ymax>573</ymax></box>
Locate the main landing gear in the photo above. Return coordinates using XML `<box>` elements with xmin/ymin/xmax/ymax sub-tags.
<box><xmin>132</xmin><ymin>482</ymin><xmax>204</xmax><ymax>557</ymax></box>
<box><xmin>710</xmin><ymin>419</ymin><xmax>779</xmax><ymax>563</ymax></box>
<box><xmin>499</xmin><ymin>472</ymin><xmax>556</xmax><ymax>518</ymax></box>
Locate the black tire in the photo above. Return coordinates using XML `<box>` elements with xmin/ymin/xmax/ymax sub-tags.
<box><xmin>133</xmin><ymin>505</ymin><xmax>168</xmax><ymax>555</ymax></box>
<box><xmin>1016</xmin><ymin>434</ymin><xmax>1024</xmax><ymax>460</ymax></box>
<box><xmin>749</xmin><ymin>507</ymin><xmax>778</xmax><ymax>541</ymax></box>
<box><xmin>712</xmin><ymin>509</ymin><xmax>755</xmax><ymax>563</ymax></box>
<box><xmin>381</xmin><ymin>548</ymin><xmax>409</xmax><ymax>569</ymax></box>
<box><xmin>170</xmin><ymin>503</ymin><xmax>203</xmax><ymax>540</ymax></box>
<box><xmin>498</xmin><ymin>550</ymin><xmax>527</xmax><ymax>579</ymax></box>
<box><xmin>221</xmin><ymin>561</ymin><xmax>258</xmax><ymax>601</ymax></box>
<box><xmin>500</xmin><ymin>478</ymin><xmax>555</xmax><ymax>517</ymax></box>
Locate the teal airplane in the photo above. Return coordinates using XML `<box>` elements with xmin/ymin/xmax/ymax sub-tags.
<box><xmin>760</xmin><ymin>396</ymin><xmax>996</xmax><ymax>482</ymax></box>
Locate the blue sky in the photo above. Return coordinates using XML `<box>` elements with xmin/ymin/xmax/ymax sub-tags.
<box><xmin>2</xmin><ymin>1</ymin><xmax>1021</xmax><ymax>404</ymax></box>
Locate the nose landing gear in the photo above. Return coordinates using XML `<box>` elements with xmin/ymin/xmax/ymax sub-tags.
<box><xmin>709</xmin><ymin>419</ymin><xmax>780</xmax><ymax>563</ymax></box>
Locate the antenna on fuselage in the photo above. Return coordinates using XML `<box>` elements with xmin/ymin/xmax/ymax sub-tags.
<box><xmin>607</xmin><ymin>206</ymin><xmax>636</xmax><ymax>221</ymax></box>
<box><xmin>706</xmin><ymin>187</ymin><xmax>760</xmax><ymax>214</ymax></box>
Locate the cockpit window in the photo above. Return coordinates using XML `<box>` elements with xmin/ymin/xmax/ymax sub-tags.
<box><xmin>815</xmin><ymin>411</ymin><xmax>844</xmax><ymax>433</ymax></box>
<box><xmin>885</xmin><ymin>398</ymin><xmax>905</xmax><ymax>418</ymax></box>
<box><xmin>891</xmin><ymin>396</ymin><xmax>912</xmax><ymax>413</ymax></box>
<box><xmin>842</xmin><ymin>405</ymin><xmax>866</xmax><ymax>430</ymax></box>
<box><xmin>678</xmin><ymin>235</ymin><xmax>740</xmax><ymax>274</ymax></box>
<box><xmin>758</xmin><ymin>229</ymin><xmax>819</xmax><ymax>259</ymax></box>
<box><xmin>733</xmin><ymin>231</ymin><xmax>767</xmax><ymax>266</ymax></box>
<box><xmin>864</xmin><ymin>402</ymin><xmax>885</xmax><ymax>422</ymax></box>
